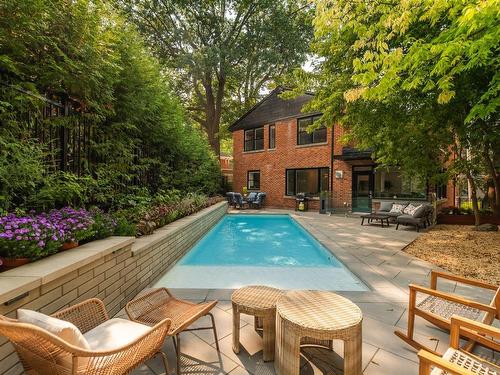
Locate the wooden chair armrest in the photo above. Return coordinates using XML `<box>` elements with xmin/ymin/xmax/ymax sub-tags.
<box><xmin>53</xmin><ymin>298</ymin><xmax>109</xmax><ymax>334</ymax></box>
<box><xmin>418</xmin><ymin>350</ymin><xmax>473</xmax><ymax>375</ymax></box>
<box><xmin>450</xmin><ymin>316</ymin><xmax>500</xmax><ymax>352</ymax></box>
<box><xmin>409</xmin><ymin>284</ymin><xmax>497</xmax><ymax>315</ymax></box>
<box><xmin>430</xmin><ymin>270</ymin><xmax>498</xmax><ymax>291</ymax></box>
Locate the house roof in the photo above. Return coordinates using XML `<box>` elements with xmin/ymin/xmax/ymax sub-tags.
<box><xmin>229</xmin><ymin>87</ymin><xmax>318</xmax><ymax>132</ymax></box>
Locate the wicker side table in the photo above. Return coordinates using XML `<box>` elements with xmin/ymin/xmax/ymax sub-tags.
<box><xmin>275</xmin><ymin>290</ymin><xmax>363</xmax><ymax>375</ymax></box>
<box><xmin>231</xmin><ymin>285</ymin><xmax>283</xmax><ymax>361</ymax></box>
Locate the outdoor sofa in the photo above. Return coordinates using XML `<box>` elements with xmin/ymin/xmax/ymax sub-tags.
<box><xmin>376</xmin><ymin>201</ymin><xmax>433</xmax><ymax>231</ymax></box>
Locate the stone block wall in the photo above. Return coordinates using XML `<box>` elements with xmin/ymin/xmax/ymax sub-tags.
<box><xmin>0</xmin><ymin>201</ymin><xmax>227</xmax><ymax>375</ymax></box>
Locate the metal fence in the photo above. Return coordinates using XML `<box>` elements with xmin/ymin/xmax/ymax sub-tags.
<box><xmin>23</xmin><ymin>101</ymin><xmax>95</xmax><ymax>176</ymax></box>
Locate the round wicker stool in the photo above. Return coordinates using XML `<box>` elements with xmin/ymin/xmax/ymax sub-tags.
<box><xmin>231</xmin><ymin>285</ymin><xmax>283</xmax><ymax>361</ymax></box>
<box><xmin>275</xmin><ymin>290</ymin><xmax>363</xmax><ymax>375</ymax></box>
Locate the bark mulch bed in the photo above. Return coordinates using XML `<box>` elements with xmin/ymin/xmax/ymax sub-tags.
<box><xmin>403</xmin><ymin>224</ymin><xmax>500</xmax><ymax>285</ymax></box>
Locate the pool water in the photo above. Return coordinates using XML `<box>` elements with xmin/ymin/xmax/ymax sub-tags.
<box><xmin>155</xmin><ymin>214</ymin><xmax>367</xmax><ymax>291</ymax></box>
<box><xmin>181</xmin><ymin>215</ymin><xmax>338</xmax><ymax>267</ymax></box>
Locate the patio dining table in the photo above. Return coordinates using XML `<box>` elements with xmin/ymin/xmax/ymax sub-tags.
<box><xmin>275</xmin><ymin>290</ymin><xmax>363</xmax><ymax>375</ymax></box>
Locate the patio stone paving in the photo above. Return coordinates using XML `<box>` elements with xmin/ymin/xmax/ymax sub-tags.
<box><xmin>125</xmin><ymin>209</ymin><xmax>496</xmax><ymax>375</ymax></box>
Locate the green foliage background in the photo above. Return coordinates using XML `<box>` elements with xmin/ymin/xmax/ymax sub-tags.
<box><xmin>0</xmin><ymin>0</ymin><xmax>221</xmax><ymax>213</ymax></box>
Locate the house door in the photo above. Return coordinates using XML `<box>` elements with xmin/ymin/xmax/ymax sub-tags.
<box><xmin>352</xmin><ymin>168</ymin><xmax>374</xmax><ymax>212</ymax></box>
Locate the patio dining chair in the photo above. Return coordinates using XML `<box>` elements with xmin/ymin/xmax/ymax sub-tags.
<box><xmin>226</xmin><ymin>192</ymin><xmax>236</xmax><ymax>207</ymax></box>
<box><xmin>395</xmin><ymin>270</ymin><xmax>499</xmax><ymax>355</ymax></box>
<box><xmin>0</xmin><ymin>298</ymin><xmax>171</xmax><ymax>375</ymax></box>
<box><xmin>418</xmin><ymin>315</ymin><xmax>500</xmax><ymax>374</ymax></box>
<box><xmin>250</xmin><ymin>192</ymin><xmax>266</xmax><ymax>209</ymax></box>
<box><xmin>126</xmin><ymin>288</ymin><xmax>219</xmax><ymax>375</ymax></box>
<box><xmin>232</xmin><ymin>193</ymin><xmax>248</xmax><ymax>209</ymax></box>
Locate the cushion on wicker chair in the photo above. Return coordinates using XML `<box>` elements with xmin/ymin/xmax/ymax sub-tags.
<box><xmin>17</xmin><ymin>309</ymin><xmax>90</xmax><ymax>349</ymax></box>
<box><xmin>417</xmin><ymin>295</ymin><xmax>481</xmax><ymax>321</ymax></box>
<box><xmin>430</xmin><ymin>347</ymin><xmax>500</xmax><ymax>375</ymax></box>
<box><xmin>83</xmin><ymin>318</ymin><xmax>151</xmax><ymax>351</ymax></box>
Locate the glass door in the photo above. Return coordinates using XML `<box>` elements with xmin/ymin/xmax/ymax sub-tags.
<box><xmin>352</xmin><ymin>169</ymin><xmax>374</xmax><ymax>212</ymax></box>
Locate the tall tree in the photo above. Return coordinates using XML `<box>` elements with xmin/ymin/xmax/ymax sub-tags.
<box><xmin>292</xmin><ymin>0</ymin><xmax>499</xmax><ymax>225</ymax></box>
<box><xmin>118</xmin><ymin>0</ymin><xmax>313</xmax><ymax>155</ymax></box>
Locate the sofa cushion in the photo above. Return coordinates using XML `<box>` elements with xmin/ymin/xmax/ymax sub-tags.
<box><xmin>379</xmin><ymin>201</ymin><xmax>393</xmax><ymax>212</ymax></box>
<box><xmin>389</xmin><ymin>203</ymin><xmax>407</xmax><ymax>214</ymax></box>
<box><xmin>83</xmin><ymin>318</ymin><xmax>150</xmax><ymax>351</ymax></box>
<box><xmin>17</xmin><ymin>309</ymin><xmax>90</xmax><ymax>350</ymax></box>
<box><xmin>403</xmin><ymin>203</ymin><xmax>421</xmax><ymax>216</ymax></box>
<box><xmin>397</xmin><ymin>215</ymin><xmax>424</xmax><ymax>224</ymax></box>
<box><xmin>412</xmin><ymin>204</ymin><xmax>428</xmax><ymax>218</ymax></box>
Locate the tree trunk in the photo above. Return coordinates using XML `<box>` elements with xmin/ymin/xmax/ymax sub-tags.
<box><xmin>202</xmin><ymin>73</ymin><xmax>225</xmax><ymax>157</ymax></box>
<box><xmin>466</xmin><ymin>172</ymin><xmax>481</xmax><ymax>227</ymax></box>
<box><xmin>482</xmin><ymin>148</ymin><xmax>500</xmax><ymax>216</ymax></box>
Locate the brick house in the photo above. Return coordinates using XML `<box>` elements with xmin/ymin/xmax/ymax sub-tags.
<box><xmin>219</xmin><ymin>153</ymin><xmax>234</xmax><ymax>190</ymax></box>
<box><xmin>230</xmin><ymin>87</ymin><xmax>454</xmax><ymax>211</ymax></box>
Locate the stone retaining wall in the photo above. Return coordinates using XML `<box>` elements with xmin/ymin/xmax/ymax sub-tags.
<box><xmin>0</xmin><ymin>201</ymin><xmax>227</xmax><ymax>375</ymax></box>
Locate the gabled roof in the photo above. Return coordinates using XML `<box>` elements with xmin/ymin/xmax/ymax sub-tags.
<box><xmin>229</xmin><ymin>87</ymin><xmax>317</xmax><ymax>132</ymax></box>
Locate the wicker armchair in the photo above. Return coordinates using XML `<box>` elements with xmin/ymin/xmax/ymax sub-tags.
<box><xmin>0</xmin><ymin>298</ymin><xmax>171</xmax><ymax>375</ymax></box>
<box><xmin>126</xmin><ymin>288</ymin><xmax>219</xmax><ymax>375</ymax></box>
<box><xmin>395</xmin><ymin>270</ymin><xmax>499</xmax><ymax>354</ymax></box>
<box><xmin>418</xmin><ymin>316</ymin><xmax>500</xmax><ymax>374</ymax></box>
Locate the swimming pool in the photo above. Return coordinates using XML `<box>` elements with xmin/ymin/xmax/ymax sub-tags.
<box><xmin>155</xmin><ymin>214</ymin><xmax>367</xmax><ymax>291</ymax></box>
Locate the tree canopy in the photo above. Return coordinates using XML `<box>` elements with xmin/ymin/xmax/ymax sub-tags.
<box><xmin>289</xmin><ymin>0</ymin><xmax>499</xmax><ymax>222</ymax></box>
<box><xmin>119</xmin><ymin>0</ymin><xmax>314</xmax><ymax>155</ymax></box>
<box><xmin>0</xmin><ymin>0</ymin><xmax>221</xmax><ymax>212</ymax></box>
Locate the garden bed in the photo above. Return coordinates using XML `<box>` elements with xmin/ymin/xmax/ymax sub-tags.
<box><xmin>403</xmin><ymin>224</ymin><xmax>500</xmax><ymax>285</ymax></box>
<box><xmin>0</xmin><ymin>195</ymin><xmax>225</xmax><ymax>272</ymax></box>
<box><xmin>437</xmin><ymin>214</ymin><xmax>500</xmax><ymax>225</ymax></box>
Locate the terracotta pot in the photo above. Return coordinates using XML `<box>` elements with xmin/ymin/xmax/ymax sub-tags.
<box><xmin>0</xmin><ymin>257</ymin><xmax>30</xmax><ymax>270</ymax></box>
<box><xmin>60</xmin><ymin>240</ymin><xmax>79</xmax><ymax>251</ymax></box>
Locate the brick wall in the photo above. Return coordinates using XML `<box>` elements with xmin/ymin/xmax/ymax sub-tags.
<box><xmin>232</xmin><ymin>120</ymin><xmax>377</xmax><ymax>210</ymax></box>
<box><xmin>0</xmin><ymin>202</ymin><xmax>227</xmax><ymax>375</ymax></box>
<box><xmin>232</xmin><ymin>118</ymin><xmax>333</xmax><ymax>210</ymax></box>
<box><xmin>232</xmin><ymin>117</ymin><xmax>456</xmax><ymax>211</ymax></box>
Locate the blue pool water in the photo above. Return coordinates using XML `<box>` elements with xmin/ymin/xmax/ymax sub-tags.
<box><xmin>156</xmin><ymin>214</ymin><xmax>368</xmax><ymax>291</ymax></box>
<box><xmin>181</xmin><ymin>215</ymin><xmax>338</xmax><ymax>267</ymax></box>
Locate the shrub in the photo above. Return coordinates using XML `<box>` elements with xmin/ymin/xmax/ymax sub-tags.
<box><xmin>88</xmin><ymin>209</ymin><xmax>117</xmax><ymax>240</ymax></box>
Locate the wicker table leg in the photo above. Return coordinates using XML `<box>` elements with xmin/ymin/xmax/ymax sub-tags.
<box><xmin>344</xmin><ymin>323</ymin><xmax>362</xmax><ymax>375</ymax></box>
<box><xmin>262</xmin><ymin>314</ymin><xmax>275</xmax><ymax>361</ymax></box>
<box><xmin>275</xmin><ymin>315</ymin><xmax>301</xmax><ymax>375</ymax></box>
<box><xmin>232</xmin><ymin>306</ymin><xmax>241</xmax><ymax>354</ymax></box>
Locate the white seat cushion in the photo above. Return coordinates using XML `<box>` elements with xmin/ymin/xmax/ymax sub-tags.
<box><xmin>83</xmin><ymin>318</ymin><xmax>150</xmax><ymax>351</ymax></box>
<box><xmin>17</xmin><ymin>309</ymin><xmax>90</xmax><ymax>349</ymax></box>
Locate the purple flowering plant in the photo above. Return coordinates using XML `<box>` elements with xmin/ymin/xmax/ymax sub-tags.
<box><xmin>0</xmin><ymin>207</ymin><xmax>107</xmax><ymax>260</ymax></box>
<box><xmin>49</xmin><ymin>207</ymin><xmax>94</xmax><ymax>242</ymax></box>
<box><xmin>0</xmin><ymin>213</ymin><xmax>63</xmax><ymax>259</ymax></box>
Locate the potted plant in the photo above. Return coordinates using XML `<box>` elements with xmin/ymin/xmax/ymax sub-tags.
<box><xmin>0</xmin><ymin>213</ymin><xmax>63</xmax><ymax>269</ymax></box>
<box><xmin>50</xmin><ymin>208</ymin><xmax>94</xmax><ymax>250</ymax></box>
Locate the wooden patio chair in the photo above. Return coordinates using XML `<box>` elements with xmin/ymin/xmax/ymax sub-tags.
<box><xmin>126</xmin><ymin>288</ymin><xmax>219</xmax><ymax>375</ymax></box>
<box><xmin>395</xmin><ymin>270</ymin><xmax>500</xmax><ymax>354</ymax></box>
<box><xmin>418</xmin><ymin>315</ymin><xmax>500</xmax><ymax>374</ymax></box>
<box><xmin>0</xmin><ymin>298</ymin><xmax>171</xmax><ymax>375</ymax></box>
